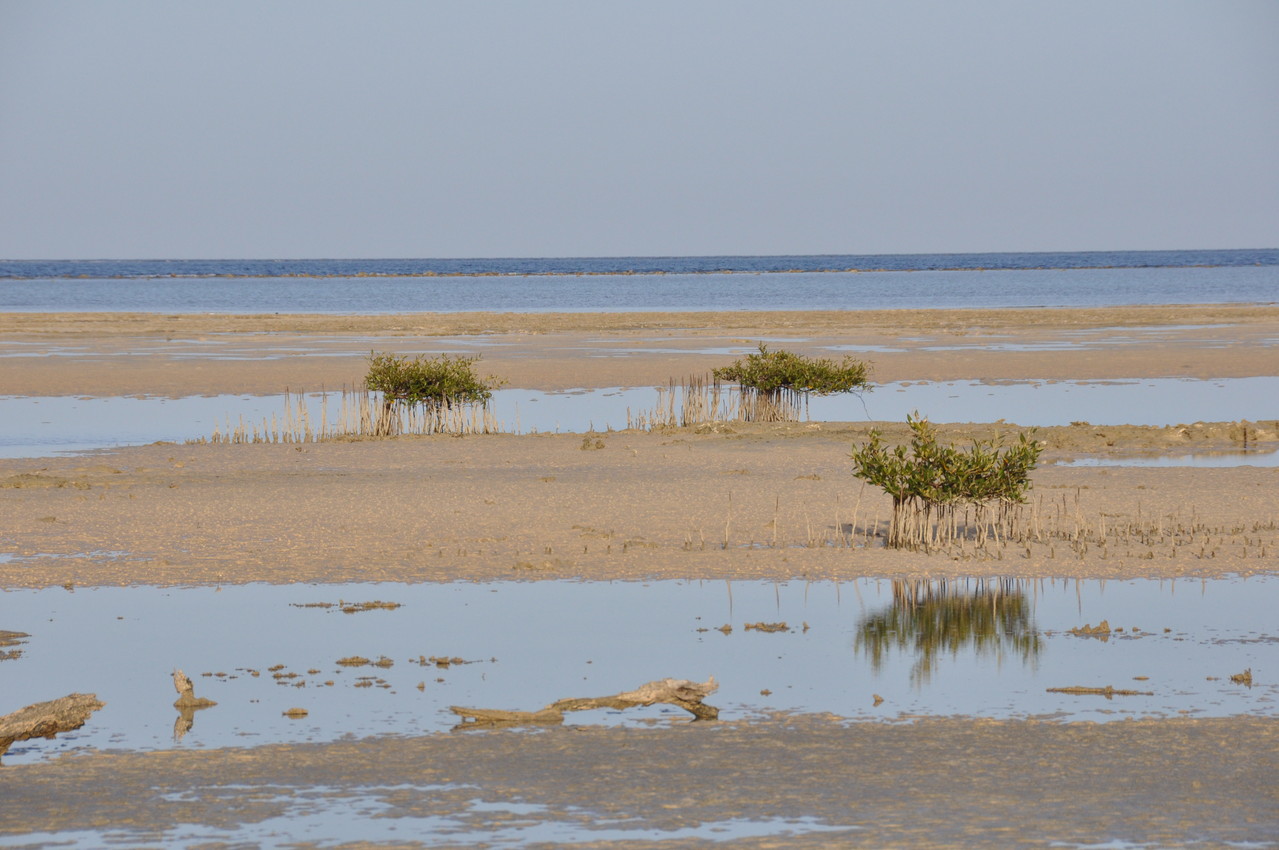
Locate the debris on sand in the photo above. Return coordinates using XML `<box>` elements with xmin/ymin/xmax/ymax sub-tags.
<box><xmin>415</xmin><ymin>655</ymin><xmax>471</xmax><ymax>668</ymax></box>
<box><xmin>744</xmin><ymin>622</ymin><xmax>789</xmax><ymax>633</ymax></box>
<box><xmin>291</xmin><ymin>600</ymin><xmax>403</xmax><ymax>614</ymax></box>
<box><xmin>1230</xmin><ymin>668</ymin><xmax>1254</xmax><ymax>687</ymax></box>
<box><xmin>1068</xmin><ymin>620</ymin><xmax>1111</xmax><ymax>639</ymax></box>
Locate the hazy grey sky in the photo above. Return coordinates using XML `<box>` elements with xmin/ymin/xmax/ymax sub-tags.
<box><xmin>1</xmin><ymin>1</ymin><xmax>1276</xmax><ymax>258</ymax></box>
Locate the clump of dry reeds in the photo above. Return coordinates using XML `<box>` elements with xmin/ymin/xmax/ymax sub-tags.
<box><xmin>626</xmin><ymin>375</ymin><xmax>802</xmax><ymax>429</ymax></box>
<box><xmin>201</xmin><ymin>351</ymin><xmax>506</xmax><ymax>444</ymax></box>
<box><xmin>198</xmin><ymin>387</ymin><xmax>501</xmax><ymax>446</ymax></box>
<box><xmin>628</xmin><ymin>344</ymin><xmax>870</xmax><ymax>429</ymax></box>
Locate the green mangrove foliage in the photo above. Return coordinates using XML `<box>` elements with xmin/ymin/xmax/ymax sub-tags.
<box><xmin>363</xmin><ymin>352</ymin><xmax>503</xmax><ymax>435</ymax></box>
<box><xmin>854</xmin><ymin>578</ymin><xmax>1041</xmax><ymax>686</ymax></box>
<box><xmin>712</xmin><ymin>344</ymin><xmax>871</xmax><ymax>422</ymax></box>
<box><xmin>851</xmin><ymin>414</ymin><xmax>1043</xmax><ymax>550</ymax></box>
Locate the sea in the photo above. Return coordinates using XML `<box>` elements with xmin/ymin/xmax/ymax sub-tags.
<box><xmin>1</xmin><ymin>248</ymin><xmax>1276</xmax><ymax>313</ymax></box>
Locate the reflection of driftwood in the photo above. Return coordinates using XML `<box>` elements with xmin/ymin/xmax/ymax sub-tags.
<box><xmin>452</xmin><ymin>677</ymin><xmax>718</xmax><ymax>729</ymax></box>
<box><xmin>0</xmin><ymin>693</ymin><xmax>105</xmax><ymax>759</ymax></box>
<box><xmin>1047</xmin><ymin>685</ymin><xmax>1153</xmax><ymax>698</ymax></box>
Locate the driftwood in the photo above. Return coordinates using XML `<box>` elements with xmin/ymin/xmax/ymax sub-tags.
<box><xmin>452</xmin><ymin>677</ymin><xmax>719</xmax><ymax>729</ymax></box>
<box><xmin>172</xmin><ymin>669</ymin><xmax>217</xmax><ymax>710</ymax></box>
<box><xmin>172</xmin><ymin>669</ymin><xmax>216</xmax><ymax>741</ymax></box>
<box><xmin>1047</xmin><ymin>685</ymin><xmax>1154</xmax><ymax>698</ymax></box>
<box><xmin>0</xmin><ymin>693</ymin><xmax>105</xmax><ymax>759</ymax></box>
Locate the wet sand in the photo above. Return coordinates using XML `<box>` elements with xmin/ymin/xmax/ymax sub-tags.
<box><xmin>2</xmin><ymin>305</ymin><xmax>1277</xmax><ymax>846</ymax></box>
<box><xmin>3</xmin><ymin>716</ymin><xmax>1274</xmax><ymax>848</ymax></box>
<box><xmin>3</xmin><ymin>303</ymin><xmax>1279</xmax><ymax>396</ymax></box>
<box><xmin>2</xmin><ymin>424</ymin><xmax>1277</xmax><ymax>588</ymax></box>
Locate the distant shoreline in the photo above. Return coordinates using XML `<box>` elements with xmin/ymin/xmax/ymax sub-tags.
<box><xmin>0</xmin><ymin>263</ymin><xmax>1257</xmax><ymax>281</ymax></box>
<box><xmin>3</xmin><ymin>247</ymin><xmax>1275</xmax><ymax>280</ymax></box>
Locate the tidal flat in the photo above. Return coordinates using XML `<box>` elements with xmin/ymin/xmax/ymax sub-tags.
<box><xmin>1</xmin><ymin>305</ymin><xmax>1277</xmax><ymax>847</ymax></box>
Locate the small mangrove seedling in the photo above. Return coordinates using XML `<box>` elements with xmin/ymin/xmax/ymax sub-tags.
<box><xmin>712</xmin><ymin>343</ymin><xmax>871</xmax><ymax>422</ymax></box>
<box><xmin>363</xmin><ymin>352</ymin><xmax>504</xmax><ymax>436</ymax></box>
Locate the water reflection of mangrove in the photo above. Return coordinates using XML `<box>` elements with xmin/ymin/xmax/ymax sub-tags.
<box><xmin>854</xmin><ymin>578</ymin><xmax>1042</xmax><ymax>686</ymax></box>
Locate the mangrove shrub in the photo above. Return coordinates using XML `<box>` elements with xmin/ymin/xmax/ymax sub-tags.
<box><xmin>363</xmin><ymin>352</ymin><xmax>503</xmax><ymax>435</ymax></box>
<box><xmin>850</xmin><ymin>413</ymin><xmax>1042</xmax><ymax>550</ymax></box>
<box><xmin>712</xmin><ymin>344</ymin><xmax>871</xmax><ymax>422</ymax></box>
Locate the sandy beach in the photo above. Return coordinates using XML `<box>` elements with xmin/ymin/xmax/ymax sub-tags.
<box><xmin>2</xmin><ymin>305</ymin><xmax>1277</xmax><ymax>846</ymax></box>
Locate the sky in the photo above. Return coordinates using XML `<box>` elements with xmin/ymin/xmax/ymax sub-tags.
<box><xmin>1</xmin><ymin>1</ymin><xmax>1276</xmax><ymax>259</ymax></box>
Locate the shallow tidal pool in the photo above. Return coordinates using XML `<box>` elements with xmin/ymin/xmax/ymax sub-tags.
<box><xmin>1</xmin><ymin>576</ymin><xmax>1274</xmax><ymax>765</ymax></box>
<box><xmin>3</xmin><ymin>376</ymin><xmax>1278</xmax><ymax>458</ymax></box>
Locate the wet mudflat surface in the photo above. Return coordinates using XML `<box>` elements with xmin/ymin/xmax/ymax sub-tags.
<box><xmin>1</xmin><ymin>577</ymin><xmax>1273</xmax><ymax>766</ymax></box>
<box><xmin>3</xmin><ymin>376</ymin><xmax>1279</xmax><ymax>458</ymax></box>
<box><xmin>4</xmin><ymin>713</ymin><xmax>1273</xmax><ymax>850</ymax></box>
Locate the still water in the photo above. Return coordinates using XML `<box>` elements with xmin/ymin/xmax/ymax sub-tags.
<box><xmin>7</xmin><ymin>248</ymin><xmax>1275</xmax><ymax>280</ymax></box>
<box><xmin>2</xmin><ymin>263</ymin><xmax>1276</xmax><ymax>313</ymax></box>
<box><xmin>1</xmin><ymin>577</ymin><xmax>1274</xmax><ymax>766</ymax></box>
<box><xmin>2</xmin><ymin>378</ymin><xmax>1277</xmax><ymax>458</ymax></box>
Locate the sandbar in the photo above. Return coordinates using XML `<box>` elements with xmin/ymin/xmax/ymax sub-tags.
<box><xmin>1</xmin><ymin>305</ymin><xmax>1276</xmax><ymax>846</ymax></box>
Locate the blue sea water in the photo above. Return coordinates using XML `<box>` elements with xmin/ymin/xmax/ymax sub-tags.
<box><xmin>1</xmin><ymin>249</ymin><xmax>1276</xmax><ymax>313</ymax></box>
<box><xmin>4</xmin><ymin>248</ymin><xmax>1277</xmax><ymax>279</ymax></box>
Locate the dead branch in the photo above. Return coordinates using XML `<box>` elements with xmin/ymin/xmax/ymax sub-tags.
<box><xmin>0</xmin><ymin>693</ymin><xmax>105</xmax><ymax>759</ymax></box>
<box><xmin>1047</xmin><ymin>685</ymin><xmax>1154</xmax><ymax>698</ymax></box>
<box><xmin>451</xmin><ymin>677</ymin><xmax>718</xmax><ymax>729</ymax></box>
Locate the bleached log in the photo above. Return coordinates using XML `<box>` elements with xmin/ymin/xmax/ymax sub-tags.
<box><xmin>451</xmin><ymin>677</ymin><xmax>718</xmax><ymax>728</ymax></box>
<box><xmin>0</xmin><ymin>693</ymin><xmax>105</xmax><ymax>759</ymax></box>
